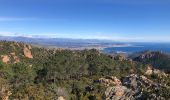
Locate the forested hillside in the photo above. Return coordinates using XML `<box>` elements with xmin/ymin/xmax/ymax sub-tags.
<box><xmin>0</xmin><ymin>41</ymin><xmax>170</xmax><ymax>100</ymax></box>
<box><xmin>133</xmin><ymin>51</ymin><xmax>170</xmax><ymax>72</ymax></box>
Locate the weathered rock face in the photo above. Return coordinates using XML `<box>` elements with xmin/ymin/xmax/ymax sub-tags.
<box><xmin>57</xmin><ymin>96</ymin><xmax>65</xmax><ymax>100</ymax></box>
<box><xmin>145</xmin><ymin>66</ymin><xmax>153</xmax><ymax>75</ymax></box>
<box><xmin>123</xmin><ymin>74</ymin><xmax>158</xmax><ymax>90</ymax></box>
<box><xmin>99</xmin><ymin>76</ymin><xmax>121</xmax><ymax>86</ymax></box>
<box><xmin>123</xmin><ymin>74</ymin><xmax>138</xmax><ymax>90</ymax></box>
<box><xmin>0</xmin><ymin>52</ymin><xmax>21</xmax><ymax>64</ymax></box>
<box><xmin>112</xmin><ymin>76</ymin><xmax>122</xmax><ymax>86</ymax></box>
<box><xmin>144</xmin><ymin>66</ymin><xmax>168</xmax><ymax>77</ymax></box>
<box><xmin>1</xmin><ymin>55</ymin><xmax>10</xmax><ymax>63</ymax></box>
<box><xmin>99</xmin><ymin>78</ymin><xmax>111</xmax><ymax>86</ymax></box>
<box><xmin>122</xmin><ymin>74</ymin><xmax>168</xmax><ymax>100</ymax></box>
<box><xmin>100</xmin><ymin>76</ymin><xmax>135</xmax><ymax>100</ymax></box>
<box><xmin>23</xmin><ymin>46</ymin><xmax>33</xmax><ymax>59</ymax></box>
<box><xmin>28</xmin><ymin>45</ymin><xmax>32</xmax><ymax>50</ymax></box>
<box><xmin>103</xmin><ymin>74</ymin><xmax>168</xmax><ymax>100</ymax></box>
<box><xmin>105</xmin><ymin>86</ymin><xmax>134</xmax><ymax>100</ymax></box>
<box><xmin>1</xmin><ymin>91</ymin><xmax>12</xmax><ymax>100</ymax></box>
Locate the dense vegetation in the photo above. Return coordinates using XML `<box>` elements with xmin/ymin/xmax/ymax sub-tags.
<box><xmin>0</xmin><ymin>41</ymin><xmax>169</xmax><ymax>100</ymax></box>
<box><xmin>133</xmin><ymin>51</ymin><xmax>170</xmax><ymax>72</ymax></box>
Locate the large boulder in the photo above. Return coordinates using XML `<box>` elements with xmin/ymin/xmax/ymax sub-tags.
<box><xmin>123</xmin><ymin>74</ymin><xmax>138</xmax><ymax>90</ymax></box>
<box><xmin>1</xmin><ymin>55</ymin><xmax>10</xmax><ymax>63</ymax></box>
<box><xmin>57</xmin><ymin>96</ymin><xmax>65</xmax><ymax>100</ymax></box>
<box><xmin>23</xmin><ymin>46</ymin><xmax>33</xmax><ymax>59</ymax></box>
<box><xmin>145</xmin><ymin>66</ymin><xmax>153</xmax><ymax>75</ymax></box>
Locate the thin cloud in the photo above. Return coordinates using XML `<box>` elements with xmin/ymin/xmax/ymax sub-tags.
<box><xmin>0</xmin><ymin>32</ymin><xmax>170</xmax><ymax>42</ymax></box>
<box><xmin>0</xmin><ymin>32</ymin><xmax>70</xmax><ymax>38</ymax></box>
<box><xmin>0</xmin><ymin>32</ymin><xmax>17</xmax><ymax>36</ymax></box>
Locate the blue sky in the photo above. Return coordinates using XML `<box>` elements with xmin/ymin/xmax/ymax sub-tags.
<box><xmin>0</xmin><ymin>0</ymin><xmax>170</xmax><ymax>42</ymax></box>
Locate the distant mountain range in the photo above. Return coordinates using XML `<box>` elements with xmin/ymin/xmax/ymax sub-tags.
<box><xmin>0</xmin><ymin>36</ymin><xmax>127</xmax><ymax>49</ymax></box>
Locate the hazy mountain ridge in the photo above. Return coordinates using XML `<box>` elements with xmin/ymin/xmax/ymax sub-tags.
<box><xmin>0</xmin><ymin>36</ymin><xmax>128</xmax><ymax>50</ymax></box>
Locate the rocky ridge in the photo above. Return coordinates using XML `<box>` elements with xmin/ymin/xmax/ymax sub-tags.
<box><xmin>0</xmin><ymin>44</ymin><xmax>33</xmax><ymax>63</ymax></box>
<box><xmin>100</xmin><ymin>67</ymin><xmax>169</xmax><ymax>100</ymax></box>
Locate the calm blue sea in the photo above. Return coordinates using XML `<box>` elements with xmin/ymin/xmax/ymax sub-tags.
<box><xmin>103</xmin><ymin>43</ymin><xmax>170</xmax><ymax>54</ymax></box>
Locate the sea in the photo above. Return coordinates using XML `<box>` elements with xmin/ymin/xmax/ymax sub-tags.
<box><xmin>103</xmin><ymin>43</ymin><xmax>170</xmax><ymax>54</ymax></box>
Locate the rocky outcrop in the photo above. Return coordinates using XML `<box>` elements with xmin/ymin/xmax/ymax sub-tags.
<box><xmin>99</xmin><ymin>76</ymin><xmax>121</xmax><ymax>86</ymax></box>
<box><xmin>145</xmin><ymin>66</ymin><xmax>153</xmax><ymax>75</ymax></box>
<box><xmin>123</xmin><ymin>74</ymin><xmax>167</xmax><ymax>99</ymax></box>
<box><xmin>114</xmin><ymin>55</ymin><xmax>127</xmax><ymax>61</ymax></box>
<box><xmin>1</xmin><ymin>55</ymin><xmax>10</xmax><ymax>63</ymax></box>
<box><xmin>0</xmin><ymin>52</ymin><xmax>21</xmax><ymax>64</ymax></box>
<box><xmin>23</xmin><ymin>46</ymin><xmax>33</xmax><ymax>59</ymax></box>
<box><xmin>105</xmin><ymin>86</ymin><xmax>134</xmax><ymax>100</ymax></box>
<box><xmin>123</xmin><ymin>74</ymin><xmax>158</xmax><ymax>90</ymax></box>
<box><xmin>145</xmin><ymin>66</ymin><xmax>168</xmax><ymax>77</ymax></box>
<box><xmin>57</xmin><ymin>96</ymin><xmax>65</xmax><ymax>100</ymax></box>
<box><xmin>100</xmin><ymin>76</ymin><xmax>135</xmax><ymax>100</ymax></box>
<box><xmin>1</xmin><ymin>91</ymin><xmax>12</xmax><ymax>100</ymax></box>
<box><xmin>103</xmin><ymin>74</ymin><xmax>168</xmax><ymax>100</ymax></box>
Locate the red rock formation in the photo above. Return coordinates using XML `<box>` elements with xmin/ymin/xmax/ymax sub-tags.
<box><xmin>23</xmin><ymin>47</ymin><xmax>33</xmax><ymax>59</ymax></box>
<box><xmin>1</xmin><ymin>55</ymin><xmax>10</xmax><ymax>63</ymax></box>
